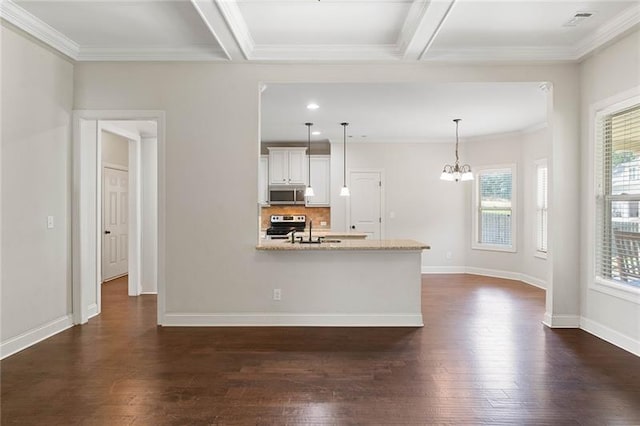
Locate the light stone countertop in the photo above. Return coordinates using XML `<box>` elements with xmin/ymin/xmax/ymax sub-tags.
<box><xmin>256</xmin><ymin>239</ymin><xmax>430</xmax><ymax>251</ymax></box>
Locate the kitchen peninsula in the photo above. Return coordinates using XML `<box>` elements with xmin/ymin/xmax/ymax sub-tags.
<box><xmin>256</xmin><ymin>238</ymin><xmax>430</xmax><ymax>327</ymax></box>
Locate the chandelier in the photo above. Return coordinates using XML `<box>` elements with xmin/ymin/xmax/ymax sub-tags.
<box><xmin>440</xmin><ymin>118</ymin><xmax>473</xmax><ymax>182</ymax></box>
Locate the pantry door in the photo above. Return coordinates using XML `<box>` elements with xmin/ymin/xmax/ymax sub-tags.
<box><xmin>348</xmin><ymin>170</ymin><xmax>383</xmax><ymax>239</ymax></box>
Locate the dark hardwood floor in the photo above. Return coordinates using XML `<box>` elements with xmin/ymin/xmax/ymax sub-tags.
<box><xmin>2</xmin><ymin>275</ymin><xmax>639</xmax><ymax>425</ymax></box>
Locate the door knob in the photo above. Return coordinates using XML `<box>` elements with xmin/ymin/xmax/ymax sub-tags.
<box><xmin>104</xmin><ymin>230</ymin><xmax>111</xmax><ymax>234</ymax></box>
<box><xmin>351</xmin><ymin>225</ymin><xmax>356</xmax><ymax>229</ymax></box>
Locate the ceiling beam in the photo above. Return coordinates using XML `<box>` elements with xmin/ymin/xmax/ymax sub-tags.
<box><xmin>396</xmin><ymin>0</ymin><xmax>456</xmax><ymax>60</ymax></box>
<box><xmin>189</xmin><ymin>0</ymin><xmax>248</xmax><ymax>61</ymax></box>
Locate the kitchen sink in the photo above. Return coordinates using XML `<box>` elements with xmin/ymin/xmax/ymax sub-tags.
<box><xmin>292</xmin><ymin>238</ymin><xmax>342</xmax><ymax>244</ymax></box>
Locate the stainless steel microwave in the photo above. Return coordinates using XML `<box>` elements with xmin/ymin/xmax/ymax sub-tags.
<box><xmin>269</xmin><ymin>187</ymin><xmax>306</xmax><ymax>205</ymax></box>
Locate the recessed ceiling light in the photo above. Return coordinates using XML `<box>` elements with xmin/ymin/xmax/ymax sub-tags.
<box><xmin>307</xmin><ymin>103</ymin><xmax>319</xmax><ymax>110</ymax></box>
<box><xmin>312</xmin><ymin>131</ymin><xmax>321</xmax><ymax>135</ymax></box>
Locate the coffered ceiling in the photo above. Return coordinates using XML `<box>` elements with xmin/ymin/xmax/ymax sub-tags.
<box><xmin>1</xmin><ymin>0</ymin><xmax>639</xmax><ymax>62</ymax></box>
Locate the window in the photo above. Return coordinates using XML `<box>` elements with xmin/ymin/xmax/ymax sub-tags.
<box><xmin>473</xmin><ymin>165</ymin><xmax>516</xmax><ymax>252</ymax></box>
<box><xmin>535</xmin><ymin>160</ymin><xmax>548</xmax><ymax>257</ymax></box>
<box><xmin>595</xmin><ymin>103</ymin><xmax>640</xmax><ymax>289</ymax></box>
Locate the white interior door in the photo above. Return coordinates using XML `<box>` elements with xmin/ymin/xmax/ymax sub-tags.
<box><xmin>102</xmin><ymin>167</ymin><xmax>129</xmax><ymax>281</ymax></box>
<box><xmin>349</xmin><ymin>171</ymin><xmax>382</xmax><ymax>239</ymax></box>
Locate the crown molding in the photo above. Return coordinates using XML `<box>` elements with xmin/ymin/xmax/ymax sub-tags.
<box><xmin>0</xmin><ymin>0</ymin><xmax>79</xmax><ymax>59</ymax></box>
<box><xmin>76</xmin><ymin>46</ymin><xmax>228</xmax><ymax>62</ymax></box>
<box><xmin>574</xmin><ymin>3</ymin><xmax>640</xmax><ymax>61</ymax></box>
<box><xmin>423</xmin><ymin>46</ymin><xmax>576</xmax><ymax>62</ymax></box>
<box><xmin>250</xmin><ymin>44</ymin><xmax>402</xmax><ymax>61</ymax></box>
<box><xmin>214</xmin><ymin>0</ymin><xmax>254</xmax><ymax>59</ymax></box>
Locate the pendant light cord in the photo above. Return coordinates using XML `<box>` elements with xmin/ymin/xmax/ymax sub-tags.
<box><xmin>342</xmin><ymin>122</ymin><xmax>349</xmax><ymax>187</ymax></box>
<box><xmin>454</xmin><ymin>118</ymin><xmax>460</xmax><ymax>165</ymax></box>
<box><xmin>306</xmin><ymin>122</ymin><xmax>312</xmax><ymax>187</ymax></box>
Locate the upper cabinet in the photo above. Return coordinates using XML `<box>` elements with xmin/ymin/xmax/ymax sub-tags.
<box><xmin>268</xmin><ymin>147</ymin><xmax>307</xmax><ymax>185</ymax></box>
<box><xmin>287</xmin><ymin>149</ymin><xmax>307</xmax><ymax>185</ymax></box>
<box><xmin>306</xmin><ymin>155</ymin><xmax>330</xmax><ymax>207</ymax></box>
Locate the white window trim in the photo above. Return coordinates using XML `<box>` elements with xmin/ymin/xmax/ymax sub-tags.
<box><xmin>534</xmin><ymin>158</ymin><xmax>548</xmax><ymax>260</ymax></box>
<box><xmin>588</xmin><ymin>88</ymin><xmax>640</xmax><ymax>304</ymax></box>
<box><xmin>471</xmin><ymin>163</ymin><xmax>517</xmax><ymax>253</ymax></box>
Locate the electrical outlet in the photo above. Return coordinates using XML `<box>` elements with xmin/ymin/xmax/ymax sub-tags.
<box><xmin>446</xmin><ymin>251</ymin><xmax>452</xmax><ymax>260</ymax></box>
<box><xmin>320</xmin><ymin>221</ymin><xmax>327</xmax><ymax>226</ymax></box>
<box><xmin>273</xmin><ymin>288</ymin><xmax>282</xmax><ymax>301</ymax></box>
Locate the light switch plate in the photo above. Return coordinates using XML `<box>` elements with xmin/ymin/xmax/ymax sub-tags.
<box><xmin>47</xmin><ymin>216</ymin><xmax>54</xmax><ymax>229</ymax></box>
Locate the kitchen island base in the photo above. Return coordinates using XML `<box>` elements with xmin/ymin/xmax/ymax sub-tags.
<box><xmin>164</xmin><ymin>242</ymin><xmax>427</xmax><ymax>327</ymax></box>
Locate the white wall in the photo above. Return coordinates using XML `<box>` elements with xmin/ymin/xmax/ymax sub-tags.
<box><xmin>1</xmin><ymin>24</ymin><xmax>74</xmax><ymax>356</ymax></box>
<box><xmin>464</xmin><ymin>132</ymin><xmax>524</xmax><ymax>275</ymax></box>
<box><xmin>330</xmin><ymin>142</ymin><xmax>467</xmax><ymax>271</ymax></box>
<box><xmin>141</xmin><ymin>137</ymin><xmax>158</xmax><ymax>294</ymax></box>
<box><xmin>520</xmin><ymin>126</ymin><xmax>551</xmax><ymax>286</ymax></box>
<box><xmin>73</xmin><ymin>60</ymin><xmax>580</xmax><ymax>324</ymax></box>
<box><xmin>580</xmin><ymin>29</ymin><xmax>640</xmax><ymax>352</ymax></box>
<box><xmin>462</xmin><ymin>127</ymin><xmax>550</xmax><ymax>287</ymax></box>
<box><xmin>329</xmin><ymin>128</ymin><xmax>550</xmax><ymax>285</ymax></box>
<box><xmin>101</xmin><ymin>130</ymin><xmax>129</xmax><ymax>168</ymax></box>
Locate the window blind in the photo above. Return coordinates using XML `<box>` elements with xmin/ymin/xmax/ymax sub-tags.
<box><xmin>478</xmin><ymin>168</ymin><xmax>513</xmax><ymax>246</ymax></box>
<box><xmin>595</xmin><ymin>104</ymin><xmax>640</xmax><ymax>286</ymax></box>
<box><xmin>536</xmin><ymin>162</ymin><xmax>548</xmax><ymax>253</ymax></box>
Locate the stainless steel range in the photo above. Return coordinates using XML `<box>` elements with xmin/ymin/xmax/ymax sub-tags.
<box><xmin>266</xmin><ymin>215</ymin><xmax>306</xmax><ymax>239</ymax></box>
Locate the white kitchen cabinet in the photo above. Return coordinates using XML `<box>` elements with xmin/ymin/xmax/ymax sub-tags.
<box><xmin>306</xmin><ymin>155</ymin><xmax>330</xmax><ymax>207</ymax></box>
<box><xmin>258</xmin><ymin>155</ymin><xmax>269</xmax><ymax>205</ymax></box>
<box><xmin>287</xmin><ymin>149</ymin><xmax>307</xmax><ymax>185</ymax></box>
<box><xmin>268</xmin><ymin>147</ymin><xmax>307</xmax><ymax>185</ymax></box>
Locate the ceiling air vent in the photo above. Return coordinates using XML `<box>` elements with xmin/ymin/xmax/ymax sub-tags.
<box><xmin>563</xmin><ymin>11</ymin><xmax>595</xmax><ymax>27</ymax></box>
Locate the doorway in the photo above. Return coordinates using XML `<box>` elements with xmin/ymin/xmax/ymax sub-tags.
<box><xmin>348</xmin><ymin>170</ymin><xmax>384</xmax><ymax>239</ymax></box>
<box><xmin>72</xmin><ymin>111</ymin><xmax>164</xmax><ymax>325</ymax></box>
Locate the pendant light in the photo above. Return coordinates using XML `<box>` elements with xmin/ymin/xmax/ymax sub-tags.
<box><xmin>440</xmin><ymin>118</ymin><xmax>473</xmax><ymax>182</ymax></box>
<box><xmin>340</xmin><ymin>122</ymin><xmax>350</xmax><ymax>196</ymax></box>
<box><xmin>304</xmin><ymin>122</ymin><xmax>315</xmax><ymax>197</ymax></box>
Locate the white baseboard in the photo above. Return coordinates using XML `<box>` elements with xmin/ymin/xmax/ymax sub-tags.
<box><xmin>140</xmin><ymin>291</ymin><xmax>158</xmax><ymax>295</ymax></box>
<box><xmin>542</xmin><ymin>313</ymin><xmax>581</xmax><ymax>328</ymax></box>
<box><xmin>422</xmin><ymin>266</ymin><xmax>547</xmax><ymax>290</ymax></box>
<box><xmin>465</xmin><ymin>266</ymin><xmax>523</xmax><ymax>282</ymax></box>
<box><xmin>0</xmin><ymin>314</ymin><xmax>74</xmax><ymax>360</ymax></box>
<box><xmin>421</xmin><ymin>266</ymin><xmax>466</xmax><ymax>274</ymax></box>
<box><xmin>163</xmin><ymin>313</ymin><xmax>424</xmax><ymax>327</ymax></box>
<box><xmin>519</xmin><ymin>274</ymin><xmax>547</xmax><ymax>290</ymax></box>
<box><xmin>88</xmin><ymin>303</ymin><xmax>98</xmax><ymax>319</ymax></box>
<box><xmin>580</xmin><ymin>316</ymin><xmax>640</xmax><ymax>357</ymax></box>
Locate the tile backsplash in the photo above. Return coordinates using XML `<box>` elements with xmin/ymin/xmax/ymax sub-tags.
<box><xmin>261</xmin><ymin>206</ymin><xmax>330</xmax><ymax>230</ymax></box>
